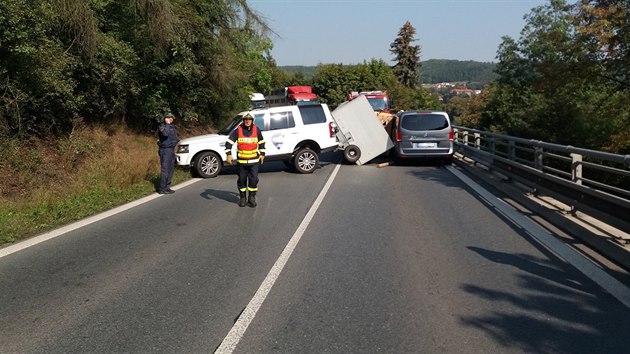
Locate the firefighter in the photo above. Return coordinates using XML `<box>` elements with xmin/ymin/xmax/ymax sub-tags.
<box><xmin>225</xmin><ymin>112</ymin><xmax>265</xmax><ymax>207</ymax></box>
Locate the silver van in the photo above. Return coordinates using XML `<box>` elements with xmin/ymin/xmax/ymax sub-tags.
<box><xmin>393</xmin><ymin>111</ymin><xmax>453</xmax><ymax>164</ymax></box>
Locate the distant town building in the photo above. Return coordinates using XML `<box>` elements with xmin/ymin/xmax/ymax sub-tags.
<box><xmin>450</xmin><ymin>88</ymin><xmax>481</xmax><ymax>97</ymax></box>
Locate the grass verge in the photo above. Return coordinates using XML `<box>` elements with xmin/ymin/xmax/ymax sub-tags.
<box><xmin>0</xmin><ymin>123</ymin><xmax>192</xmax><ymax>246</ymax></box>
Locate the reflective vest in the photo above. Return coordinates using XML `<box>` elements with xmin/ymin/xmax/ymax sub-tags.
<box><xmin>237</xmin><ymin>125</ymin><xmax>260</xmax><ymax>162</ymax></box>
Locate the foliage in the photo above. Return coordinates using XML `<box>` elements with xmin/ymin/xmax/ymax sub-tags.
<box><xmin>444</xmin><ymin>86</ymin><xmax>495</xmax><ymax>127</ymax></box>
<box><xmin>463</xmin><ymin>0</ymin><xmax>630</xmax><ymax>153</ymax></box>
<box><xmin>574</xmin><ymin>0</ymin><xmax>630</xmax><ymax>88</ymax></box>
<box><xmin>390</xmin><ymin>21</ymin><xmax>421</xmax><ymax>88</ymax></box>
<box><xmin>312</xmin><ymin>59</ymin><xmax>398</xmax><ymax>106</ymax></box>
<box><xmin>387</xmin><ymin>82</ymin><xmax>440</xmax><ymax>112</ymax></box>
<box><xmin>0</xmin><ymin>0</ymin><xmax>274</xmax><ymax>138</ymax></box>
<box><xmin>310</xmin><ymin>59</ymin><xmax>437</xmax><ymax>110</ymax></box>
<box><xmin>312</xmin><ymin>63</ymin><xmax>357</xmax><ymax>107</ymax></box>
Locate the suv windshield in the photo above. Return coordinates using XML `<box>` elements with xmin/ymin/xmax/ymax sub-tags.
<box><xmin>401</xmin><ymin>114</ymin><xmax>449</xmax><ymax>131</ymax></box>
<box><xmin>218</xmin><ymin>115</ymin><xmax>243</xmax><ymax>135</ymax></box>
<box><xmin>367</xmin><ymin>97</ymin><xmax>389</xmax><ymax>111</ymax></box>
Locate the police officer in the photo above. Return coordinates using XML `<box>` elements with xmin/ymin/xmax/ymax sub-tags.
<box><xmin>225</xmin><ymin>112</ymin><xmax>265</xmax><ymax>207</ymax></box>
<box><xmin>156</xmin><ymin>112</ymin><xmax>179</xmax><ymax>194</ymax></box>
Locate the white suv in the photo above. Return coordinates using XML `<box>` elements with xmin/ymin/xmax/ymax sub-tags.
<box><xmin>175</xmin><ymin>103</ymin><xmax>339</xmax><ymax>178</ymax></box>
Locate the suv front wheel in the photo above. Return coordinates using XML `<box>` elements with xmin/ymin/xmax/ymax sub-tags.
<box><xmin>195</xmin><ymin>151</ymin><xmax>222</xmax><ymax>178</ymax></box>
<box><xmin>293</xmin><ymin>148</ymin><xmax>319</xmax><ymax>174</ymax></box>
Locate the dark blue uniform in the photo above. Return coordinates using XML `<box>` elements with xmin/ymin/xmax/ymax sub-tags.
<box><xmin>157</xmin><ymin>122</ymin><xmax>179</xmax><ymax>193</ymax></box>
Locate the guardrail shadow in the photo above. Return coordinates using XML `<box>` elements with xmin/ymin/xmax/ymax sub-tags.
<box><xmin>461</xmin><ymin>246</ymin><xmax>630</xmax><ymax>353</ymax></box>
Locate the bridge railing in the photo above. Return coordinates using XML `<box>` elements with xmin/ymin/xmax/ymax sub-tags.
<box><xmin>452</xmin><ymin>126</ymin><xmax>630</xmax><ymax>236</ymax></box>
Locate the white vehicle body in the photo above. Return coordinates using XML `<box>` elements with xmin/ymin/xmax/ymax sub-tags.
<box><xmin>332</xmin><ymin>95</ymin><xmax>395</xmax><ymax>165</ymax></box>
<box><xmin>176</xmin><ymin>103</ymin><xmax>338</xmax><ymax>177</ymax></box>
<box><xmin>250</xmin><ymin>92</ymin><xmax>266</xmax><ymax>109</ymax></box>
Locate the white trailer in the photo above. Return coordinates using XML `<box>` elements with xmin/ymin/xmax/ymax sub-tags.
<box><xmin>331</xmin><ymin>95</ymin><xmax>395</xmax><ymax>165</ymax></box>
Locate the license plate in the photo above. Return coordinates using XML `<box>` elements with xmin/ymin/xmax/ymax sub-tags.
<box><xmin>413</xmin><ymin>142</ymin><xmax>437</xmax><ymax>149</ymax></box>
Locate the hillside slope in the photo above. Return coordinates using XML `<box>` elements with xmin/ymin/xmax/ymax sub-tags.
<box><xmin>279</xmin><ymin>59</ymin><xmax>498</xmax><ymax>84</ymax></box>
<box><xmin>421</xmin><ymin>59</ymin><xmax>498</xmax><ymax>83</ymax></box>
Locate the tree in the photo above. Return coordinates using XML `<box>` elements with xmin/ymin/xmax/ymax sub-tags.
<box><xmin>574</xmin><ymin>0</ymin><xmax>630</xmax><ymax>87</ymax></box>
<box><xmin>312</xmin><ymin>63</ymin><xmax>360</xmax><ymax>107</ymax></box>
<box><xmin>467</xmin><ymin>0</ymin><xmax>629</xmax><ymax>153</ymax></box>
<box><xmin>390</xmin><ymin>21</ymin><xmax>421</xmax><ymax>88</ymax></box>
<box><xmin>0</xmin><ymin>0</ymin><xmax>276</xmax><ymax>137</ymax></box>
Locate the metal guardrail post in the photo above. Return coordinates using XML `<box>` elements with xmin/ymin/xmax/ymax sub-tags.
<box><xmin>508</xmin><ymin>141</ymin><xmax>516</xmax><ymax>161</ymax></box>
<box><xmin>571</xmin><ymin>153</ymin><xmax>583</xmax><ymax>185</ymax></box>
<box><xmin>535</xmin><ymin>146</ymin><xmax>544</xmax><ymax>171</ymax></box>
<box><xmin>452</xmin><ymin>125</ymin><xmax>630</xmax><ymax>249</ymax></box>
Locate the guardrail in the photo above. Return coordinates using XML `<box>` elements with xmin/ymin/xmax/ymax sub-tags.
<box><xmin>452</xmin><ymin>126</ymin><xmax>630</xmax><ymax>238</ymax></box>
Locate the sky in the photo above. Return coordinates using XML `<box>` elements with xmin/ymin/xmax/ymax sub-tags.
<box><xmin>248</xmin><ymin>0</ymin><xmax>556</xmax><ymax>66</ymax></box>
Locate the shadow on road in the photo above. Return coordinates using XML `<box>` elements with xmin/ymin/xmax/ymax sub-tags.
<box><xmin>200</xmin><ymin>189</ymin><xmax>237</xmax><ymax>203</ymax></box>
<box><xmin>461</xmin><ymin>246</ymin><xmax>630</xmax><ymax>353</ymax></box>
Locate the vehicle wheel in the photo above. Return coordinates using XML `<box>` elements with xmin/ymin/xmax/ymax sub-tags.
<box><xmin>194</xmin><ymin>151</ymin><xmax>222</xmax><ymax>178</ymax></box>
<box><xmin>343</xmin><ymin>145</ymin><xmax>361</xmax><ymax>164</ymax></box>
<box><xmin>293</xmin><ymin>148</ymin><xmax>319</xmax><ymax>174</ymax></box>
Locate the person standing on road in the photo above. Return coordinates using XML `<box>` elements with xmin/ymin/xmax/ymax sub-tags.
<box><xmin>156</xmin><ymin>112</ymin><xmax>179</xmax><ymax>194</ymax></box>
<box><xmin>225</xmin><ymin>112</ymin><xmax>265</xmax><ymax>207</ymax></box>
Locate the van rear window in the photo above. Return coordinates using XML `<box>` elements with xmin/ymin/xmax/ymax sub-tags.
<box><xmin>401</xmin><ymin>114</ymin><xmax>449</xmax><ymax>130</ymax></box>
<box><xmin>298</xmin><ymin>104</ymin><xmax>327</xmax><ymax>125</ymax></box>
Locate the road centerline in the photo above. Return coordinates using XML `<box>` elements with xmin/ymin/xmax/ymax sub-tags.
<box><xmin>214</xmin><ymin>163</ymin><xmax>342</xmax><ymax>354</ymax></box>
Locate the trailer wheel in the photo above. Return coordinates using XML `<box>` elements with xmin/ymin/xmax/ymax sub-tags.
<box><xmin>294</xmin><ymin>148</ymin><xmax>318</xmax><ymax>174</ymax></box>
<box><xmin>194</xmin><ymin>151</ymin><xmax>222</xmax><ymax>178</ymax></box>
<box><xmin>344</xmin><ymin>145</ymin><xmax>361</xmax><ymax>164</ymax></box>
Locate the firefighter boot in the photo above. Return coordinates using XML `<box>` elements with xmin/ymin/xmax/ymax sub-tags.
<box><xmin>238</xmin><ymin>191</ymin><xmax>247</xmax><ymax>207</ymax></box>
<box><xmin>247</xmin><ymin>191</ymin><xmax>257</xmax><ymax>208</ymax></box>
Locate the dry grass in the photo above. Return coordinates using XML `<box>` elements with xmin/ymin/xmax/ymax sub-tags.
<box><xmin>0</xmin><ymin>122</ymin><xmax>203</xmax><ymax>245</ymax></box>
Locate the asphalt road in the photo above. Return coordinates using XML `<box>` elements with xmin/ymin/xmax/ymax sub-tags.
<box><xmin>2</xmin><ymin>152</ymin><xmax>629</xmax><ymax>353</ymax></box>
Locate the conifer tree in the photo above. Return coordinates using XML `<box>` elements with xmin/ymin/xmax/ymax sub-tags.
<box><xmin>390</xmin><ymin>21</ymin><xmax>421</xmax><ymax>88</ymax></box>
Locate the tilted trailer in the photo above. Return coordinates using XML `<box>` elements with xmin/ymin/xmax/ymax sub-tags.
<box><xmin>331</xmin><ymin>94</ymin><xmax>395</xmax><ymax>165</ymax></box>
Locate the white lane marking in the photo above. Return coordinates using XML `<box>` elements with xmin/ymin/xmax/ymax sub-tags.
<box><xmin>0</xmin><ymin>178</ymin><xmax>202</xmax><ymax>258</ymax></box>
<box><xmin>215</xmin><ymin>163</ymin><xmax>342</xmax><ymax>354</ymax></box>
<box><xmin>447</xmin><ymin>165</ymin><xmax>630</xmax><ymax>309</ymax></box>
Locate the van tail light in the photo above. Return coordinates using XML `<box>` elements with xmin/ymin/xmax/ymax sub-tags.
<box><xmin>329</xmin><ymin>122</ymin><xmax>334</xmax><ymax>138</ymax></box>
<box><xmin>396</xmin><ymin>129</ymin><xmax>402</xmax><ymax>142</ymax></box>
<box><xmin>448</xmin><ymin>129</ymin><xmax>454</xmax><ymax>141</ymax></box>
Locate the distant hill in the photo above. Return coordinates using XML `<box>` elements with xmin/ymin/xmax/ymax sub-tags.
<box><xmin>279</xmin><ymin>59</ymin><xmax>498</xmax><ymax>84</ymax></box>
<box><xmin>421</xmin><ymin>59</ymin><xmax>498</xmax><ymax>84</ymax></box>
<box><xmin>279</xmin><ymin>65</ymin><xmax>316</xmax><ymax>79</ymax></box>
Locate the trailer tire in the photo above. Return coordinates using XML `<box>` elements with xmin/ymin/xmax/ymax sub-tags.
<box><xmin>294</xmin><ymin>148</ymin><xmax>318</xmax><ymax>174</ymax></box>
<box><xmin>344</xmin><ymin>145</ymin><xmax>361</xmax><ymax>164</ymax></box>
